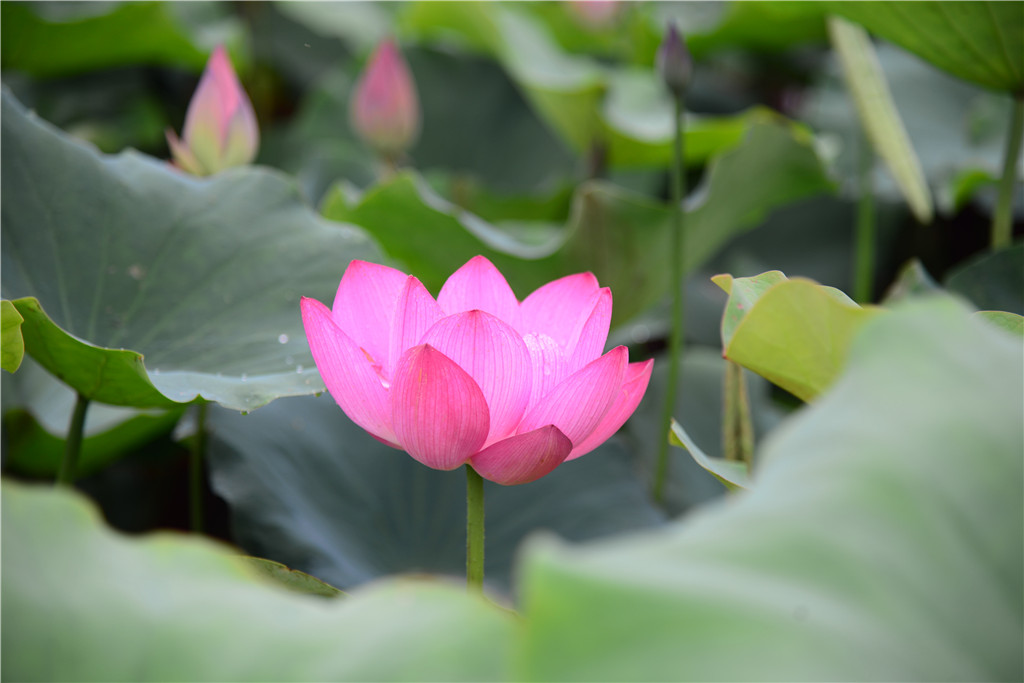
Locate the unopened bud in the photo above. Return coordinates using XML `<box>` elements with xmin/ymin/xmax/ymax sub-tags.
<box><xmin>166</xmin><ymin>46</ymin><xmax>259</xmax><ymax>176</ymax></box>
<box><xmin>656</xmin><ymin>23</ymin><xmax>692</xmax><ymax>99</ymax></box>
<box><xmin>566</xmin><ymin>0</ymin><xmax>622</xmax><ymax>29</ymax></box>
<box><xmin>350</xmin><ymin>39</ymin><xmax>420</xmax><ymax>158</ymax></box>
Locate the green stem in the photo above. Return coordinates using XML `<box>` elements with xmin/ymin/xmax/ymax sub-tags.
<box><xmin>722</xmin><ymin>360</ymin><xmax>754</xmax><ymax>464</ymax></box>
<box><xmin>992</xmin><ymin>95</ymin><xmax>1024</xmax><ymax>250</ymax></box>
<box><xmin>466</xmin><ymin>465</ymin><xmax>485</xmax><ymax>591</ymax></box>
<box><xmin>190</xmin><ymin>402</ymin><xmax>208</xmax><ymax>533</ymax></box>
<box><xmin>56</xmin><ymin>393</ymin><xmax>90</xmax><ymax>486</ymax></box>
<box><xmin>853</xmin><ymin>132</ymin><xmax>876</xmax><ymax>304</ymax></box>
<box><xmin>653</xmin><ymin>95</ymin><xmax>687</xmax><ymax>504</ymax></box>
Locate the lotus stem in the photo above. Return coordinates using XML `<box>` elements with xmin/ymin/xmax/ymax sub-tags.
<box><xmin>653</xmin><ymin>95</ymin><xmax>687</xmax><ymax>504</ymax></box>
<box><xmin>190</xmin><ymin>402</ymin><xmax>208</xmax><ymax>532</ymax></box>
<box><xmin>992</xmin><ymin>95</ymin><xmax>1024</xmax><ymax>250</ymax></box>
<box><xmin>466</xmin><ymin>464</ymin><xmax>485</xmax><ymax>590</ymax></box>
<box><xmin>853</xmin><ymin>132</ymin><xmax>876</xmax><ymax>303</ymax></box>
<box><xmin>56</xmin><ymin>393</ymin><xmax>90</xmax><ymax>486</ymax></box>
<box><xmin>723</xmin><ymin>360</ymin><xmax>754</xmax><ymax>464</ymax></box>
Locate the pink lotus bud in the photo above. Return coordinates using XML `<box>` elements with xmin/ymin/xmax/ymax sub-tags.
<box><xmin>349</xmin><ymin>39</ymin><xmax>420</xmax><ymax>157</ymax></box>
<box><xmin>566</xmin><ymin>0</ymin><xmax>622</xmax><ymax>29</ymax></box>
<box><xmin>301</xmin><ymin>256</ymin><xmax>653</xmax><ymax>486</ymax></box>
<box><xmin>166</xmin><ymin>46</ymin><xmax>259</xmax><ymax>176</ymax></box>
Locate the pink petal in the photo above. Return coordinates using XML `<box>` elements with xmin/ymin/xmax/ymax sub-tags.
<box><xmin>331</xmin><ymin>260</ymin><xmax>408</xmax><ymax>374</ymax></box>
<box><xmin>565</xmin><ymin>287</ymin><xmax>612</xmax><ymax>374</ymax></box>
<box><xmin>391</xmin><ymin>345</ymin><xmax>490</xmax><ymax>470</ymax></box>
<box><xmin>470</xmin><ymin>425</ymin><xmax>572</xmax><ymax>486</ymax></box>
<box><xmin>437</xmin><ymin>256</ymin><xmax>521</xmax><ymax>328</ymax></box>
<box><xmin>301</xmin><ymin>297</ymin><xmax>397</xmax><ymax>445</ymax></box>
<box><xmin>523</xmin><ymin>333</ymin><xmax>568</xmax><ymax>409</ymax></box>
<box><xmin>517</xmin><ymin>346</ymin><xmax>628</xmax><ymax>445</ymax></box>
<box><xmin>420</xmin><ymin>310</ymin><xmax>532</xmax><ymax>445</ymax></box>
<box><xmin>519</xmin><ymin>272</ymin><xmax>600</xmax><ymax>348</ymax></box>
<box><xmin>567</xmin><ymin>359</ymin><xmax>654</xmax><ymax>460</ymax></box>
<box><xmin>387</xmin><ymin>275</ymin><xmax>444</xmax><ymax>377</ymax></box>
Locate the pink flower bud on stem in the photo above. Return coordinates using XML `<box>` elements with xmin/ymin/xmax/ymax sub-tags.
<box><xmin>166</xmin><ymin>46</ymin><xmax>259</xmax><ymax>176</ymax></box>
<box><xmin>349</xmin><ymin>39</ymin><xmax>421</xmax><ymax>166</ymax></box>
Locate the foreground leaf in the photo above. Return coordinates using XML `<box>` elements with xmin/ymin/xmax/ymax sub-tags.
<box><xmin>1</xmin><ymin>299</ymin><xmax>24</xmax><ymax>373</ymax></box>
<box><xmin>518</xmin><ymin>296</ymin><xmax>1023</xmax><ymax>680</ymax></box>
<box><xmin>976</xmin><ymin>310</ymin><xmax>1024</xmax><ymax>337</ymax></box>
<box><xmin>1</xmin><ymin>90</ymin><xmax>381</xmax><ymax>411</ymax></box>
<box><xmin>712</xmin><ymin>272</ymin><xmax>881</xmax><ymax>401</ymax></box>
<box><xmin>1</xmin><ymin>481</ymin><xmax>513</xmax><ymax>681</ymax></box>
<box><xmin>240</xmin><ymin>557</ymin><xmax>346</xmax><ymax>599</ymax></box>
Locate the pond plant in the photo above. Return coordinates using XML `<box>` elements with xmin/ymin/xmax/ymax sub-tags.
<box><xmin>1</xmin><ymin>1</ymin><xmax>1022</xmax><ymax>681</ymax></box>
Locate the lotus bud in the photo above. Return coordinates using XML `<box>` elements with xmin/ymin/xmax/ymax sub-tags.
<box><xmin>566</xmin><ymin>0</ymin><xmax>622</xmax><ymax>29</ymax></box>
<box><xmin>656</xmin><ymin>23</ymin><xmax>693</xmax><ymax>100</ymax></box>
<box><xmin>349</xmin><ymin>39</ymin><xmax>421</xmax><ymax>158</ymax></box>
<box><xmin>166</xmin><ymin>46</ymin><xmax>259</xmax><ymax>176</ymax></box>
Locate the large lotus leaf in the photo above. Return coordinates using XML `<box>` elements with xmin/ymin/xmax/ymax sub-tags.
<box><xmin>2</xmin><ymin>357</ymin><xmax>183</xmax><ymax>479</ymax></box>
<box><xmin>1</xmin><ymin>481</ymin><xmax>513</xmax><ymax>681</ymax></box>
<box><xmin>0</xmin><ymin>90</ymin><xmax>381</xmax><ymax>412</ymax></box>
<box><xmin>205</xmin><ymin>393</ymin><xmax>664</xmax><ymax>594</ymax></box>
<box><xmin>712</xmin><ymin>272</ymin><xmax>882</xmax><ymax>402</ymax></box>
<box><xmin>801</xmin><ymin>41</ymin><xmax>1013</xmax><ymax>212</ymax></box>
<box><xmin>0</xmin><ymin>2</ymin><xmax>242</xmax><ymax>78</ymax></box>
<box><xmin>945</xmin><ymin>243</ymin><xmax>1024</xmax><ymax>315</ymax></box>
<box><xmin>827</xmin><ymin>1</ymin><xmax>1024</xmax><ymax>93</ymax></box>
<box><xmin>1</xmin><ymin>299</ymin><xmax>24</xmax><ymax>373</ymax></box>
<box><xmin>517</xmin><ymin>296</ymin><xmax>1023</xmax><ymax>681</ymax></box>
<box><xmin>324</xmin><ymin>117</ymin><xmax>833</xmax><ymax>327</ymax></box>
<box><xmin>400</xmin><ymin>2</ymin><xmax>814</xmax><ymax>168</ymax></box>
<box><xmin>827</xmin><ymin>16</ymin><xmax>932</xmax><ymax>223</ymax></box>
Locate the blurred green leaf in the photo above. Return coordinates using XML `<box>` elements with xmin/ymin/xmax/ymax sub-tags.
<box><xmin>401</xmin><ymin>2</ymin><xmax>815</xmax><ymax>168</ymax></box>
<box><xmin>0</xmin><ymin>2</ymin><xmax>236</xmax><ymax>77</ymax></box>
<box><xmin>1</xmin><ymin>481</ymin><xmax>513</xmax><ymax>681</ymax></box>
<box><xmin>205</xmin><ymin>393</ymin><xmax>664</xmax><ymax>593</ymax></box>
<box><xmin>975</xmin><ymin>310</ymin><xmax>1024</xmax><ymax>337</ymax></box>
<box><xmin>801</xmin><ymin>42</ymin><xmax>1012</xmax><ymax>213</ymax></box>
<box><xmin>1</xmin><ymin>90</ymin><xmax>381</xmax><ymax>412</ymax></box>
<box><xmin>946</xmin><ymin>243</ymin><xmax>1024</xmax><ymax>315</ymax></box>
<box><xmin>669</xmin><ymin>418</ymin><xmax>750</xmax><ymax>491</ymax></box>
<box><xmin>827</xmin><ymin>1</ymin><xmax>1024</xmax><ymax>93</ymax></box>
<box><xmin>1</xmin><ymin>299</ymin><xmax>25</xmax><ymax>373</ymax></box>
<box><xmin>712</xmin><ymin>272</ymin><xmax>881</xmax><ymax>401</ymax></box>
<box><xmin>678</xmin><ymin>1</ymin><xmax>828</xmax><ymax>57</ymax></box>
<box><xmin>518</xmin><ymin>297</ymin><xmax>1023</xmax><ymax>681</ymax></box>
<box><xmin>325</xmin><ymin>117</ymin><xmax>833</xmax><ymax>326</ymax></box>
<box><xmin>827</xmin><ymin>16</ymin><xmax>932</xmax><ymax>223</ymax></box>
<box><xmin>240</xmin><ymin>557</ymin><xmax>346</xmax><ymax>599</ymax></box>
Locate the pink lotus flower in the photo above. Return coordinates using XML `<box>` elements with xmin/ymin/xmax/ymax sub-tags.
<box><xmin>301</xmin><ymin>256</ymin><xmax>653</xmax><ymax>485</ymax></box>
<box><xmin>349</xmin><ymin>39</ymin><xmax>420</xmax><ymax>157</ymax></box>
<box><xmin>166</xmin><ymin>46</ymin><xmax>259</xmax><ymax>176</ymax></box>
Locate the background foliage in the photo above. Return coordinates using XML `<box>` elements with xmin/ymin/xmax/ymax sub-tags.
<box><xmin>2</xmin><ymin>1</ymin><xmax>1021</xmax><ymax>680</ymax></box>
